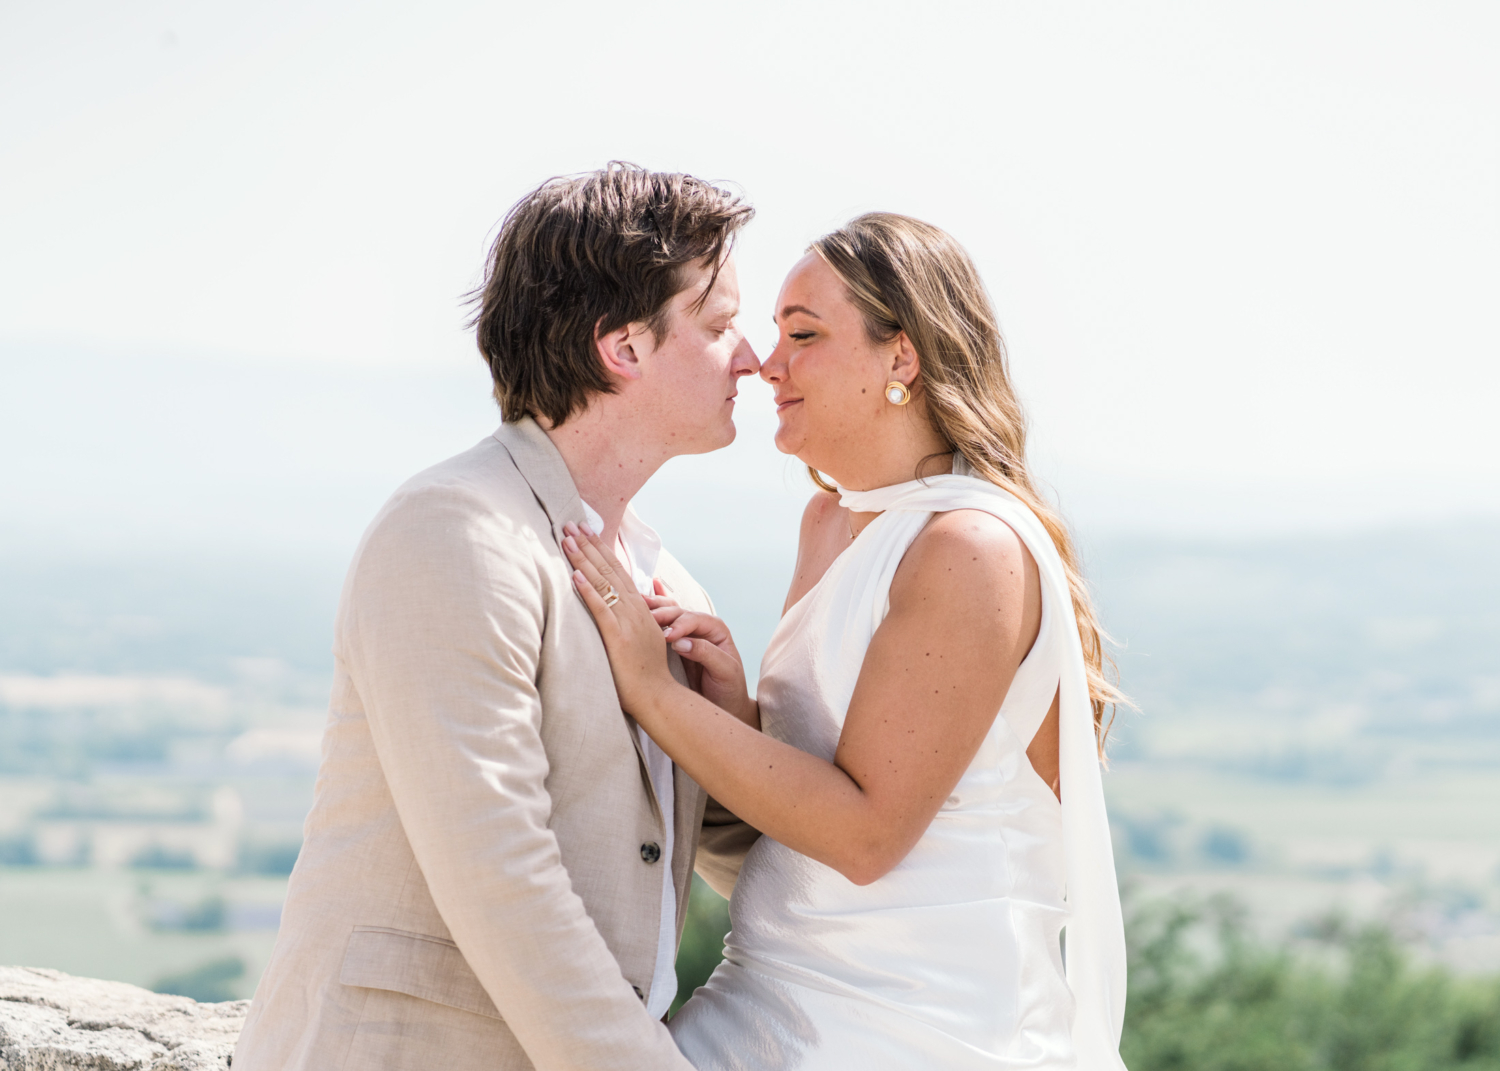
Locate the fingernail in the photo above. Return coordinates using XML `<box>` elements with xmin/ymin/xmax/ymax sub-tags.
<box><xmin>563</xmin><ymin>535</ymin><xmax>576</xmax><ymax>552</ymax></box>
<box><xmin>572</xmin><ymin>570</ymin><xmax>585</xmax><ymax>584</ymax></box>
<box><xmin>672</xmin><ymin>639</ymin><xmax>692</xmax><ymax>653</ymax></box>
<box><xmin>580</xmin><ymin>522</ymin><xmax>595</xmax><ymax>536</ymax></box>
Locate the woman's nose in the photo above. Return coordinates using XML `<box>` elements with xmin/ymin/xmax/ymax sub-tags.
<box><xmin>760</xmin><ymin>340</ymin><xmax>787</xmax><ymax>383</ymax></box>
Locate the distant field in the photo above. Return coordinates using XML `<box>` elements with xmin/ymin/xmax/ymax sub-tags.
<box><xmin>0</xmin><ymin>865</ymin><xmax>285</xmax><ymax>998</ymax></box>
<box><xmin>1106</xmin><ymin>762</ymin><xmax>1500</xmax><ymax>972</ymax></box>
<box><xmin>1108</xmin><ymin>764</ymin><xmax>1500</xmax><ymax>858</ymax></box>
<box><xmin>0</xmin><ymin>518</ymin><xmax>1495</xmax><ymax>989</ymax></box>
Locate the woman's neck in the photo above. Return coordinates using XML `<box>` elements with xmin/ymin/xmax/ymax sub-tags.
<box><xmin>825</xmin><ymin>442</ymin><xmax>953</xmax><ymax>495</ymax></box>
<box><xmin>817</xmin><ymin>399</ymin><xmax>952</xmax><ymax>494</ymax></box>
<box><xmin>842</xmin><ymin>451</ymin><xmax>952</xmax><ymax>538</ymax></box>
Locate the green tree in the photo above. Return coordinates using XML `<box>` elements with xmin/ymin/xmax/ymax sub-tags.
<box><xmin>673</xmin><ymin>876</ymin><xmax>732</xmax><ymax>1015</ymax></box>
<box><xmin>1120</xmin><ymin>894</ymin><xmax>1500</xmax><ymax>1071</ymax></box>
<box><xmin>671</xmin><ymin>880</ymin><xmax>1500</xmax><ymax>1069</ymax></box>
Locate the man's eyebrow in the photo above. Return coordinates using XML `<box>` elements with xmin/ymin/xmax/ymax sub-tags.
<box><xmin>777</xmin><ymin>304</ymin><xmax>822</xmax><ymax>321</ymax></box>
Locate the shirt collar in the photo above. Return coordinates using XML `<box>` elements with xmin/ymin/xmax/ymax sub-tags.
<box><xmin>579</xmin><ymin>500</ymin><xmax>662</xmax><ymax>596</ymax></box>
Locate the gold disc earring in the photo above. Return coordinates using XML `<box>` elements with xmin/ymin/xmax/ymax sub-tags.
<box><xmin>884</xmin><ymin>381</ymin><xmax>911</xmax><ymax>406</ymax></box>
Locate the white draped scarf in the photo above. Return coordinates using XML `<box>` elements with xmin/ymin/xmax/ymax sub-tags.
<box><xmin>837</xmin><ymin>467</ymin><xmax>1129</xmax><ymax>1071</ymax></box>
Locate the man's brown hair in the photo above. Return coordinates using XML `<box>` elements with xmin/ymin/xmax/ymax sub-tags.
<box><xmin>471</xmin><ymin>162</ymin><xmax>754</xmax><ymax>426</ymax></box>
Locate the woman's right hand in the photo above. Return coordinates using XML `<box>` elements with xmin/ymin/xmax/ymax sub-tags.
<box><xmin>646</xmin><ymin>586</ymin><xmax>758</xmax><ymax>729</ymax></box>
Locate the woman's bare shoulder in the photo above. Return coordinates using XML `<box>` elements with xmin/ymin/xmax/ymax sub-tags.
<box><xmin>893</xmin><ymin>508</ymin><xmax>1034</xmax><ymax>608</ymax></box>
<box><xmin>784</xmin><ymin>490</ymin><xmax>848</xmax><ymax>614</ymax></box>
<box><xmin>799</xmin><ymin>488</ymin><xmax>846</xmax><ymax>534</ymax></box>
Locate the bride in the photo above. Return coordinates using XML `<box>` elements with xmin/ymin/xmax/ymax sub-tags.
<box><xmin>562</xmin><ymin>213</ymin><xmax>1129</xmax><ymax>1070</ymax></box>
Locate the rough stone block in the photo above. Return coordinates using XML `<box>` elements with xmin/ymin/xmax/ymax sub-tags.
<box><xmin>0</xmin><ymin>966</ymin><xmax>246</xmax><ymax>1070</ymax></box>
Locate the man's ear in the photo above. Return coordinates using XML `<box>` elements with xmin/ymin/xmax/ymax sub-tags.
<box><xmin>890</xmin><ymin>331</ymin><xmax>921</xmax><ymax>386</ymax></box>
<box><xmin>595</xmin><ymin>320</ymin><xmax>648</xmax><ymax>382</ymax></box>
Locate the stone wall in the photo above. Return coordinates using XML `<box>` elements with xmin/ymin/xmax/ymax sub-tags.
<box><xmin>0</xmin><ymin>967</ymin><xmax>245</xmax><ymax>1070</ymax></box>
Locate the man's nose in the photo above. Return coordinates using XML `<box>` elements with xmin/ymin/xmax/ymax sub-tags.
<box><xmin>733</xmin><ymin>335</ymin><xmax>761</xmax><ymax>377</ymax></box>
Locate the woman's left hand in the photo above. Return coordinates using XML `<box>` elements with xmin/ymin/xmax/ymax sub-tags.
<box><xmin>562</xmin><ymin>523</ymin><xmax>679</xmax><ymax>717</ymax></box>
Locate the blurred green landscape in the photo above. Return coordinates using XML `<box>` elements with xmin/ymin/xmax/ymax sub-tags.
<box><xmin>1</xmin><ymin>518</ymin><xmax>1496</xmax><ymax>1066</ymax></box>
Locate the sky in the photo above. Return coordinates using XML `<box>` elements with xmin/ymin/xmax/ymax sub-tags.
<box><xmin>1</xmin><ymin>1</ymin><xmax>1496</xmax><ymax>560</ymax></box>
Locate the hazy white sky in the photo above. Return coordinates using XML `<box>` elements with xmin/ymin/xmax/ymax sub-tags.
<box><xmin>2</xmin><ymin>1</ymin><xmax>1496</xmax><ymax>555</ymax></box>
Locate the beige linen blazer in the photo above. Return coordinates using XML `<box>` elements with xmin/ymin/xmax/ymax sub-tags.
<box><xmin>233</xmin><ymin>418</ymin><xmax>757</xmax><ymax>1071</ymax></box>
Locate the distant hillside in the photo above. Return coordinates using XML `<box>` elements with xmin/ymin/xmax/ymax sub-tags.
<box><xmin>3</xmin><ymin>517</ymin><xmax>1495</xmax><ymax>776</ymax></box>
<box><xmin>1090</xmin><ymin>519</ymin><xmax>1500</xmax><ymax>776</ymax></box>
<box><xmin>2</xmin><ymin>517</ymin><xmax>1497</xmax><ymax>975</ymax></box>
<box><xmin>0</xmin><ymin>550</ymin><xmax>344</xmax><ymax>683</ymax></box>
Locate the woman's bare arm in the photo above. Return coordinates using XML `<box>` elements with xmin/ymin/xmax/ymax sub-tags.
<box><xmin>565</xmin><ymin>508</ymin><xmax>1043</xmax><ymax>885</ymax></box>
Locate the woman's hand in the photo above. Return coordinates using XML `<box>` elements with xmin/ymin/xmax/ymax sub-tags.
<box><xmin>562</xmin><ymin>523</ymin><xmax>679</xmax><ymax>718</ymax></box>
<box><xmin>649</xmin><ymin>597</ymin><xmax>758</xmax><ymax>729</ymax></box>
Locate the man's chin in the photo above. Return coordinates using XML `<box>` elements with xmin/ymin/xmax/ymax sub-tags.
<box><xmin>710</xmin><ymin>421</ymin><xmax>738</xmax><ymax>451</ymax></box>
<box><xmin>675</xmin><ymin>421</ymin><xmax>736</xmax><ymax>457</ymax></box>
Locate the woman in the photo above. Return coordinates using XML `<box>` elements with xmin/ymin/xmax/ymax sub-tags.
<box><xmin>563</xmin><ymin>213</ymin><xmax>1129</xmax><ymax>1070</ymax></box>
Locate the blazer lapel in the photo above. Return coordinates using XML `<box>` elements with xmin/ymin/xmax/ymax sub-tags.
<box><xmin>491</xmin><ymin>417</ymin><xmax>588</xmax><ymax>544</ymax></box>
<box><xmin>492</xmin><ymin>417</ymin><xmax>668</xmax><ymax>820</ymax></box>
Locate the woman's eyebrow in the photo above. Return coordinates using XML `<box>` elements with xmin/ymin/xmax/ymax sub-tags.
<box><xmin>777</xmin><ymin>304</ymin><xmax>822</xmax><ymax>321</ymax></box>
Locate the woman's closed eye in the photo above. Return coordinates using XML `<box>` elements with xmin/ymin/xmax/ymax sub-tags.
<box><xmin>789</xmin><ymin>331</ymin><xmax>815</xmax><ymax>341</ymax></box>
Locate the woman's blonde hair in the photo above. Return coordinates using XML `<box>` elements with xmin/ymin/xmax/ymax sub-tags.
<box><xmin>810</xmin><ymin>212</ymin><xmax>1123</xmax><ymax>751</ymax></box>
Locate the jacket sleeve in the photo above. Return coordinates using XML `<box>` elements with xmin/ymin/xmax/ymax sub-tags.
<box><xmin>694</xmin><ymin>797</ymin><xmax>761</xmax><ymax>900</ymax></box>
<box><xmin>342</xmin><ymin>483</ymin><xmax>693</xmax><ymax>1071</ymax></box>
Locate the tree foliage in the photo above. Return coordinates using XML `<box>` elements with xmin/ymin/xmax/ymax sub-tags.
<box><xmin>1121</xmin><ymin>893</ymin><xmax>1500</xmax><ymax>1071</ymax></box>
<box><xmin>672</xmin><ymin>880</ymin><xmax>1500</xmax><ymax>1069</ymax></box>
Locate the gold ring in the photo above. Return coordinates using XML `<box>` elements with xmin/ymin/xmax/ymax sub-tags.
<box><xmin>602</xmin><ymin>585</ymin><xmax>620</xmax><ymax>607</ymax></box>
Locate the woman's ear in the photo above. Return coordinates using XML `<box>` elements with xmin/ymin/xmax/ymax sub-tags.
<box><xmin>594</xmin><ymin>319</ymin><xmax>647</xmax><ymax>382</ymax></box>
<box><xmin>890</xmin><ymin>331</ymin><xmax>921</xmax><ymax>386</ymax></box>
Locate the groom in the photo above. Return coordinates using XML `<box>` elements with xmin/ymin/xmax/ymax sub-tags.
<box><xmin>233</xmin><ymin>164</ymin><xmax>761</xmax><ymax>1071</ymax></box>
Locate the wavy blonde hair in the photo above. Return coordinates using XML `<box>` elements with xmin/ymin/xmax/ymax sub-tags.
<box><xmin>810</xmin><ymin>212</ymin><xmax>1123</xmax><ymax>751</ymax></box>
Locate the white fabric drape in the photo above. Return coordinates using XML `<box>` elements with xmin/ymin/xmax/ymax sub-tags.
<box><xmin>836</xmin><ymin>470</ymin><xmax>1128</xmax><ymax>1070</ymax></box>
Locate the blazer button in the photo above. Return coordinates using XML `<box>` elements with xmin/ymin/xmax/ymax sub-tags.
<box><xmin>640</xmin><ymin>841</ymin><xmax>662</xmax><ymax>864</ymax></box>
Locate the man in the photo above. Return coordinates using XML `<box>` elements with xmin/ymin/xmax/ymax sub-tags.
<box><xmin>233</xmin><ymin>163</ymin><xmax>761</xmax><ymax>1071</ymax></box>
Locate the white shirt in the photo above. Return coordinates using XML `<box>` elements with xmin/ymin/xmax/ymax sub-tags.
<box><xmin>579</xmin><ymin>500</ymin><xmax>678</xmax><ymax>1018</ymax></box>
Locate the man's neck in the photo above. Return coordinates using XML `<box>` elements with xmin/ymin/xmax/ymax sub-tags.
<box><xmin>539</xmin><ymin>404</ymin><xmax>667</xmax><ymax>548</ymax></box>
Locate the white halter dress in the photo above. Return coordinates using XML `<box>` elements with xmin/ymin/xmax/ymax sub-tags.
<box><xmin>669</xmin><ymin>470</ymin><xmax>1128</xmax><ymax>1070</ymax></box>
